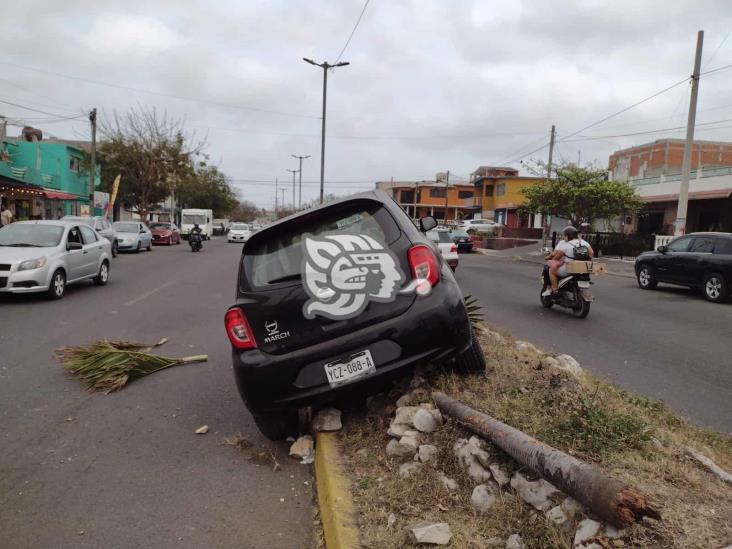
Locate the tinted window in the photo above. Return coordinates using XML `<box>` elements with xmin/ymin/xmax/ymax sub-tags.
<box><xmin>689</xmin><ymin>237</ymin><xmax>715</xmax><ymax>253</ymax></box>
<box><xmin>68</xmin><ymin>227</ymin><xmax>82</xmax><ymax>245</ymax></box>
<box><xmin>426</xmin><ymin>230</ymin><xmax>452</xmax><ymax>243</ymax></box>
<box><xmin>80</xmin><ymin>225</ymin><xmax>98</xmax><ymax>243</ymax></box>
<box><xmin>0</xmin><ymin>224</ymin><xmax>64</xmax><ymax>247</ymax></box>
<box><xmin>713</xmin><ymin>238</ymin><xmax>732</xmax><ymax>255</ymax></box>
<box><xmin>244</xmin><ymin>202</ymin><xmax>400</xmax><ymax>288</ymax></box>
<box><xmin>666</xmin><ymin>236</ymin><xmax>692</xmax><ymax>252</ymax></box>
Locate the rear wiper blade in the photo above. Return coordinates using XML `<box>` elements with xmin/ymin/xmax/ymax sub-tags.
<box><xmin>267</xmin><ymin>274</ymin><xmax>302</xmax><ymax>284</ymax></box>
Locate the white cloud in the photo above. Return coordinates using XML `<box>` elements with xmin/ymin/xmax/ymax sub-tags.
<box><xmin>81</xmin><ymin>14</ymin><xmax>179</xmax><ymax>57</ymax></box>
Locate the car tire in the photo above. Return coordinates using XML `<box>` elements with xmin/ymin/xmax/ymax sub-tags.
<box><xmin>47</xmin><ymin>269</ymin><xmax>66</xmax><ymax>300</ymax></box>
<box><xmin>94</xmin><ymin>260</ymin><xmax>110</xmax><ymax>286</ymax></box>
<box><xmin>637</xmin><ymin>264</ymin><xmax>657</xmax><ymax>290</ymax></box>
<box><xmin>703</xmin><ymin>273</ymin><xmax>728</xmax><ymax>303</ymax></box>
<box><xmin>452</xmin><ymin>326</ymin><xmax>487</xmax><ymax>374</ymax></box>
<box><xmin>112</xmin><ymin>241</ymin><xmax>118</xmax><ymax>258</ymax></box>
<box><xmin>135</xmin><ymin>242</ymin><xmax>141</xmax><ymax>254</ymax></box>
<box><xmin>147</xmin><ymin>241</ymin><xmax>153</xmax><ymax>251</ymax></box>
<box><xmin>252</xmin><ymin>411</ymin><xmax>298</xmax><ymax>441</ymax></box>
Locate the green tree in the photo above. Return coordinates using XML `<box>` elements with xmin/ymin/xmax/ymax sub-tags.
<box><xmin>519</xmin><ymin>161</ymin><xmax>644</xmax><ymax>228</ymax></box>
<box><xmin>230</xmin><ymin>200</ymin><xmax>264</xmax><ymax>222</ymax></box>
<box><xmin>176</xmin><ymin>165</ymin><xmax>239</xmax><ymax>217</ymax></box>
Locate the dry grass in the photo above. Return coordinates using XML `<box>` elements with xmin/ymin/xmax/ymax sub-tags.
<box><xmin>339</xmin><ymin>326</ymin><xmax>732</xmax><ymax>548</ymax></box>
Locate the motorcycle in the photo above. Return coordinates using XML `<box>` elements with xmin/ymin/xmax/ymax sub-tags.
<box><xmin>540</xmin><ymin>264</ymin><xmax>593</xmax><ymax>318</ymax></box>
<box><xmin>189</xmin><ymin>232</ymin><xmax>203</xmax><ymax>252</ymax></box>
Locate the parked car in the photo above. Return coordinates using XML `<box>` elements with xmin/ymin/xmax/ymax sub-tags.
<box><xmin>228</xmin><ymin>223</ymin><xmax>252</xmax><ymax>243</ymax></box>
<box><xmin>449</xmin><ymin>229</ymin><xmax>474</xmax><ymax>253</ymax></box>
<box><xmin>635</xmin><ymin>232</ymin><xmax>732</xmax><ymax>303</ymax></box>
<box><xmin>427</xmin><ymin>228</ymin><xmax>459</xmax><ymax>271</ymax></box>
<box><xmin>62</xmin><ymin>215</ymin><xmax>118</xmax><ymax>257</ymax></box>
<box><xmin>113</xmin><ymin>222</ymin><xmax>153</xmax><ymax>253</ymax></box>
<box><xmin>224</xmin><ymin>190</ymin><xmax>485</xmax><ymax>439</ymax></box>
<box><xmin>458</xmin><ymin>218</ymin><xmax>500</xmax><ymax>235</ymax></box>
<box><xmin>0</xmin><ymin>220</ymin><xmax>111</xmax><ymax>299</ymax></box>
<box><xmin>149</xmin><ymin>222</ymin><xmax>181</xmax><ymax>245</ymax></box>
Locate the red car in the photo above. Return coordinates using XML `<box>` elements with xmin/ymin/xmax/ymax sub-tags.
<box><xmin>149</xmin><ymin>222</ymin><xmax>181</xmax><ymax>245</ymax></box>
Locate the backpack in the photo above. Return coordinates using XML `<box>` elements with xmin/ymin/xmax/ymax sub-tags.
<box><xmin>571</xmin><ymin>239</ymin><xmax>591</xmax><ymax>261</ymax></box>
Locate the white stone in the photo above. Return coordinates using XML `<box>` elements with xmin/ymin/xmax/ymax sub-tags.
<box><xmin>489</xmin><ymin>464</ymin><xmax>510</xmax><ymax>487</ymax></box>
<box><xmin>468</xmin><ymin>460</ymin><xmax>493</xmax><ymax>483</ymax></box>
<box><xmin>399</xmin><ymin>461</ymin><xmax>422</xmax><ymax>478</ymax></box>
<box><xmin>413</xmin><ymin>408</ymin><xmax>438</xmax><ymax>433</ymax></box>
<box><xmin>407</xmin><ymin>522</ymin><xmax>452</xmax><ymax>545</ymax></box>
<box><xmin>387</xmin><ymin>513</ymin><xmax>397</xmax><ymax>528</ymax></box>
<box><xmin>394</xmin><ymin>406</ymin><xmax>420</xmax><ymax>425</ymax></box>
<box><xmin>467</xmin><ymin>436</ymin><xmax>491</xmax><ymax>467</ymax></box>
<box><xmin>546</xmin><ymin>505</ymin><xmax>571</xmax><ymax>532</ymax></box>
<box><xmin>399</xmin><ymin>434</ymin><xmax>420</xmax><ymax>452</ymax></box>
<box><xmin>554</xmin><ymin>354</ymin><xmax>583</xmax><ymax>378</ymax></box>
<box><xmin>396</xmin><ymin>394</ymin><xmax>411</xmax><ymax>407</ymax></box>
<box><xmin>417</xmin><ymin>444</ymin><xmax>439</xmax><ymax>464</ymax></box>
<box><xmin>355</xmin><ymin>448</ymin><xmax>368</xmax><ymax>458</ymax></box>
<box><xmin>540</xmin><ymin>356</ymin><xmax>560</xmax><ymax>370</ymax></box>
<box><xmin>388</xmin><ymin>421</ymin><xmax>411</xmax><ymax>438</ymax></box>
<box><xmin>312</xmin><ymin>407</ymin><xmax>342</xmax><ymax>431</ymax></box>
<box><xmin>561</xmin><ymin>497</ymin><xmax>583</xmax><ymax>518</ymax></box>
<box><xmin>438</xmin><ymin>472</ymin><xmax>458</xmax><ymax>491</ymax></box>
<box><xmin>514</xmin><ymin>340</ymin><xmax>540</xmax><ymax>355</ymax></box>
<box><xmin>573</xmin><ymin>518</ymin><xmax>602</xmax><ymax>547</ymax></box>
<box><xmin>510</xmin><ymin>472</ymin><xmax>560</xmax><ymax>512</ymax></box>
<box><xmin>486</xmin><ymin>330</ymin><xmax>506</xmax><ymax>345</ymax></box>
<box><xmin>603</xmin><ymin>524</ymin><xmax>625</xmax><ymax>539</ymax></box>
<box><xmin>470</xmin><ymin>484</ymin><xmax>496</xmax><ymax>512</ymax></box>
<box><xmin>505</xmin><ymin>533</ymin><xmax>526</xmax><ymax>549</ymax></box>
<box><xmin>289</xmin><ymin>435</ymin><xmax>314</xmax><ymax>464</ymax></box>
<box><xmin>386</xmin><ymin>439</ymin><xmax>416</xmax><ymax>459</ymax></box>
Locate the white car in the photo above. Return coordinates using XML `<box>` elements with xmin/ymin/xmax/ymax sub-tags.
<box><xmin>228</xmin><ymin>223</ymin><xmax>252</xmax><ymax>243</ymax></box>
<box><xmin>426</xmin><ymin>229</ymin><xmax>458</xmax><ymax>272</ymax></box>
<box><xmin>459</xmin><ymin>218</ymin><xmax>500</xmax><ymax>234</ymax></box>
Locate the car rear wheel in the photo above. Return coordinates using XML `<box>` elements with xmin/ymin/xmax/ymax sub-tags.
<box><xmin>147</xmin><ymin>241</ymin><xmax>153</xmax><ymax>251</ymax></box>
<box><xmin>703</xmin><ymin>273</ymin><xmax>728</xmax><ymax>303</ymax></box>
<box><xmin>47</xmin><ymin>269</ymin><xmax>66</xmax><ymax>300</ymax></box>
<box><xmin>135</xmin><ymin>242</ymin><xmax>141</xmax><ymax>254</ymax></box>
<box><xmin>94</xmin><ymin>260</ymin><xmax>109</xmax><ymax>286</ymax></box>
<box><xmin>252</xmin><ymin>411</ymin><xmax>298</xmax><ymax>441</ymax></box>
<box><xmin>637</xmin><ymin>265</ymin><xmax>657</xmax><ymax>290</ymax></box>
<box><xmin>452</xmin><ymin>326</ymin><xmax>487</xmax><ymax>374</ymax></box>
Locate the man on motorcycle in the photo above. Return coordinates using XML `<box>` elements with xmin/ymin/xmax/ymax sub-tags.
<box><xmin>542</xmin><ymin>226</ymin><xmax>594</xmax><ymax>297</ymax></box>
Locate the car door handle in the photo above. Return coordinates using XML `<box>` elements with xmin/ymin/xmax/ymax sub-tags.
<box><xmin>83</xmin><ymin>250</ymin><xmax>89</xmax><ymax>254</ymax></box>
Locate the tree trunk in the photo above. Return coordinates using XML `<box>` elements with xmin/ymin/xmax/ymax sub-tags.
<box><xmin>432</xmin><ymin>391</ymin><xmax>660</xmax><ymax>528</ymax></box>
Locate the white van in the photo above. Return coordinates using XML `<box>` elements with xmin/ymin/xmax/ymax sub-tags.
<box><xmin>181</xmin><ymin>209</ymin><xmax>214</xmax><ymax>240</ymax></box>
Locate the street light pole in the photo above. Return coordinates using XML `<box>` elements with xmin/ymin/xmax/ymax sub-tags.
<box><xmin>303</xmin><ymin>58</ymin><xmax>349</xmax><ymax>204</ymax></box>
<box><xmin>287</xmin><ymin>169</ymin><xmax>298</xmax><ymax>209</ymax></box>
<box><xmin>291</xmin><ymin>154</ymin><xmax>310</xmax><ymax>209</ymax></box>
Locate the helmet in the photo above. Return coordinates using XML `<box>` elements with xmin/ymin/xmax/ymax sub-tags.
<box><xmin>562</xmin><ymin>226</ymin><xmax>579</xmax><ymax>239</ymax></box>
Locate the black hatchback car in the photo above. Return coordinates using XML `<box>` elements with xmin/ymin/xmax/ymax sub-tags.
<box><xmin>635</xmin><ymin>232</ymin><xmax>732</xmax><ymax>303</ymax></box>
<box><xmin>224</xmin><ymin>190</ymin><xmax>485</xmax><ymax>439</ymax></box>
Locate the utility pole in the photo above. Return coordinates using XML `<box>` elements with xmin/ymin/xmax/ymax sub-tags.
<box><xmin>88</xmin><ymin>108</ymin><xmax>97</xmax><ymax>214</ymax></box>
<box><xmin>287</xmin><ymin>169</ymin><xmax>298</xmax><ymax>210</ymax></box>
<box><xmin>444</xmin><ymin>170</ymin><xmax>450</xmax><ymax>226</ymax></box>
<box><xmin>291</xmin><ymin>154</ymin><xmax>310</xmax><ymax>209</ymax></box>
<box><xmin>274</xmin><ymin>177</ymin><xmax>278</xmax><ymax>215</ymax></box>
<box><xmin>303</xmin><ymin>58</ymin><xmax>350</xmax><ymax>204</ymax></box>
<box><xmin>280</xmin><ymin>188</ymin><xmax>286</xmax><ymax>213</ymax></box>
<box><xmin>547</xmin><ymin>125</ymin><xmax>556</xmax><ymax>178</ymax></box>
<box><xmin>675</xmin><ymin>30</ymin><xmax>704</xmax><ymax>236</ymax></box>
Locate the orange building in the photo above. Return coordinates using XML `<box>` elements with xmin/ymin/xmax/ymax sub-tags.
<box><xmin>375</xmin><ymin>177</ymin><xmax>475</xmax><ymax>223</ymax></box>
<box><xmin>468</xmin><ymin>166</ymin><xmax>545</xmax><ymax>228</ymax></box>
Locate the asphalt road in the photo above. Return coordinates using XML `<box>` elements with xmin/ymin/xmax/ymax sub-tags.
<box><xmin>0</xmin><ymin>238</ymin><xmax>312</xmax><ymax>548</ymax></box>
<box><xmin>455</xmin><ymin>253</ymin><xmax>732</xmax><ymax>433</ymax></box>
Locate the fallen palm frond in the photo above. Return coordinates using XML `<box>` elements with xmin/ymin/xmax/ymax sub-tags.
<box><xmin>463</xmin><ymin>294</ymin><xmax>484</xmax><ymax>328</ymax></box>
<box><xmin>55</xmin><ymin>339</ymin><xmax>207</xmax><ymax>393</ymax></box>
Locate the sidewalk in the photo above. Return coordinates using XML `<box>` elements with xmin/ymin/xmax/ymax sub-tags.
<box><xmin>475</xmin><ymin>244</ymin><xmax>637</xmax><ymax>278</ymax></box>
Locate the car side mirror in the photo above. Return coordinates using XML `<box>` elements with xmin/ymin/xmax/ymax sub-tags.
<box><xmin>657</xmin><ymin>245</ymin><xmax>668</xmax><ymax>253</ymax></box>
<box><xmin>419</xmin><ymin>215</ymin><xmax>437</xmax><ymax>232</ymax></box>
<box><xmin>67</xmin><ymin>241</ymin><xmax>83</xmax><ymax>251</ymax></box>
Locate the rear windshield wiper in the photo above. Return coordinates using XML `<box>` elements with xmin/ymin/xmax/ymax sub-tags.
<box><xmin>267</xmin><ymin>274</ymin><xmax>302</xmax><ymax>284</ymax></box>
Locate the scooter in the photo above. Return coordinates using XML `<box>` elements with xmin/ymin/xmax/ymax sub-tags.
<box><xmin>189</xmin><ymin>232</ymin><xmax>203</xmax><ymax>252</ymax></box>
<box><xmin>540</xmin><ymin>264</ymin><xmax>593</xmax><ymax>319</ymax></box>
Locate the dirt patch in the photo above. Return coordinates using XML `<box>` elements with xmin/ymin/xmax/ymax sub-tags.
<box><xmin>339</xmin><ymin>326</ymin><xmax>732</xmax><ymax>548</ymax></box>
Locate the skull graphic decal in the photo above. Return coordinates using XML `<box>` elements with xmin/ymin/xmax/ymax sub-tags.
<box><xmin>302</xmin><ymin>234</ymin><xmax>405</xmax><ymax>320</ymax></box>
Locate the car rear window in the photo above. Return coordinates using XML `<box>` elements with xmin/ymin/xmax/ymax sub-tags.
<box><xmin>713</xmin><ymin>237</ymin><xmax>732</xmax><ymax>255</ymax></box>
<box><xmin>243</xmin><ymin>201</ymin><xmax>400</xmax><ymax>288</ymax></box>
<box><xmin>426</xmin><ymin>230</ymin><xmax>452</xmax><ymax>243</ymax></box>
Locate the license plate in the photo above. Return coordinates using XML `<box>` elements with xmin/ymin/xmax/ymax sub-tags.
<box><xmin>577</xmin><ymin>281</ymin><xmax>590</xmax><ymax>288</ymax></box>
<box><xmin>324</xmin><ymin>350</ymin><xmax>375</xmax><ymax>387</ymax></box>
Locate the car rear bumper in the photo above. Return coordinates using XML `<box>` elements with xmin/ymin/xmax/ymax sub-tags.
<box><xmin>231</xmin><ymin>279</ymin><xmax>471</xmax><ymax>414</ymax></box>
<box><xmin>456</xmin><ymin>242</ymin><xmax>473</xmax><ymax>253</ymax></box>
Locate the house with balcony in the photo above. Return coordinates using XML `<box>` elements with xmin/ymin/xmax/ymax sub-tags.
<box><xmin>468</xmin><ymin>166</ymin><xmax>545</xmax><ymax>228</ymax></box>
<box><xmin>0</xmin><ymin>127</ymin><xmax>100</xmax><ymax>221</ymax></box>
<box><xmin>375</xmin><ymin>175</ymin><xmax>475</xmax><ymax>223</ymax></box>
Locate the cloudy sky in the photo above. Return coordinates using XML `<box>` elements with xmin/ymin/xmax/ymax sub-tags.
<box><xmin>3</xmin><ymin>0</ymin><xmax>732</xmax><ymax>207</ymax></box>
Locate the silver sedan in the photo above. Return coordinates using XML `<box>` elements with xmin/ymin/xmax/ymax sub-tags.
<box><xmin>113</xmin><ymin>221</ymin><xmax>153</xmax><ymax>253</ymax></box>
<box><xmin>0</xmin><ymin>220</ymin><xmax>112</xmax><ymax>299</ymax></box>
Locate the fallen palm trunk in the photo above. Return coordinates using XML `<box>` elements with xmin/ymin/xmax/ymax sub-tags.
<box><xmin>685</xmin><ymin>447</ymin><xmax>732</xmax><ymax>484</ymax></box>
<box><xmin>56</xmin><ymin>339</ymin><xmax>207</xmax><ymax>393</ymax></box>
<box><xmin>432</xmin><ymin>391</ymin><xmax>660</xmax><ymax>528</ymax></box>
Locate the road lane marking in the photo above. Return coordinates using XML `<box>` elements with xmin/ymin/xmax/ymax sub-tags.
<box><xmin>124</xmin><ymin>281</ymin><xmax>173</xmax><ymax>306</ymax></box>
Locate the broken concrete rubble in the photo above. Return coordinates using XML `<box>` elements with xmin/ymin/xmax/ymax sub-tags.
<box><xmin>470</xmin><ymin>484</ymin><xmax>496</xmax><ymax>512</ymax></box>
<box><xmin>510</xmin><ymin>472</ymin><xmax>559</xmax><ymax>512</ymax></box>
<box><xmin>413</xmin><ymin>408</ymin><xmax>438</xmax><ymax>433</ymax></box>
<box><xmin>312</xmin><ymin>407</ymin><xmax>342</xmax><ymax>431</ymax></box>
<box><xmin>399</xmin><ymin>461</ymin><xmax>422</xmax><ymax>478</ymax></box>
<box><xmin>406</xmin><ymin>522</ymin><xmax>452</xmax><ymax>545</ymax></box>
<box><xmin>416</xmin><ymin>444</ymin><xmax>439</xmax><ymax>464</ymax></box>
<box><xmin>288</xmin><ymin>435</ymin><xmax>314</xmax><ymax>464</ymax></box>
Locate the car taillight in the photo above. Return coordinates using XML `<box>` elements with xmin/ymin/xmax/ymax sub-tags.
<box><xmin>408</xmin><ymin>244</ymin><xmax>440</xmax><ymax>287</ymax></box>
<box><xmin>450</xmin><ymin>244</ymin><xmax>458</xmax><ymax>253</ymax></box>
<box><xmin>225</xmin><ymin>308</ymin><xmax>257</xmax><ymax>349</ymax></box>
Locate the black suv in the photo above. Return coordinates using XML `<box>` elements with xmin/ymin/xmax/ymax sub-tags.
<box><xmin>635</xmin><ymin>232</ymin><xmax>732</xmax><ymax>303</ymax></box>
<box><xmin>224</xmin><ymin>190</ymin><xmax>485</xmax><ymax>439</ymax></box>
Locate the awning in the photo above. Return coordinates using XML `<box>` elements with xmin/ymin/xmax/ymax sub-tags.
<box><xmin>43</xmin><ymin>188</ymin><xmax>80</xmax><ymax>200</ymax></box>
<box><xmin>643</xmin><ymin>189</ymin><xmax>732</xmax><ymax>203</ymax></box>
<box><xmin>0</xmin><ymin>176</ymin><xmax>45</xmax><ymax>196</ymax></box>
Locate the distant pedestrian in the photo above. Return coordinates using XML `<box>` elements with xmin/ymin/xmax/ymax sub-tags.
<box><xmin>0</xmin><ymin>205</ymin><xmax>13</xmax><ymax>227</ymax></box>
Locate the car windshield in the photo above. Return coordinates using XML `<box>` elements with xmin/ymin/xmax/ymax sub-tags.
<box><xmin>244</xmin><ymin>202</ymin><xmax>400</xmax><ymax>287</ymax></box>
<box><xmin>451</xmin><ymin>230</ymin><xmax>469</xmax><ymax>237</ymax></box>
<box><xmin>183</xmin><ymin>214</ymin><xmax>206</xmax><ymax>224</ymax></box>
<box><xmin>64</xmin><ymin>217</ymin><xmax>95</xmax><ymax>228</ymax></box>
<box><xmin>114</xmin><ymin>223</ymin><xmax>139</xmax><ymax>233</ymax></box>
<box><xmin>231</xmin><ymin>224</ymin><xmax>250</xmax><ymax>230</ymax></box>
<box><xmin>427</xmin><ymin>230</ymin><xmax>452</xmax><ymax>243</ymax></box>
<box><xmin>149</xmin><ymin>223</ymin><xmax>171</xmax><ymax>230</ymax></box>
<box><xmin>0</xmin><ymin>224</ymin><xmax>64</xmax><ymax>247</ymax></box>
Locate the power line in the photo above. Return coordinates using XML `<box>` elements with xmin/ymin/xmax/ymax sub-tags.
<box><xmin>699</xmin><ymin>62</ymin><xmax>732</xmax><ymax>76</ymax></box>
<box><xmin>493</xmin><ymin>131</ymin><xmax>552</xmax><ymax>166</ymax></box>
<box><xmin>334</xmin><ymin>0</ymin><xmax>370</xmax><ymax>64</ymax></box>
<box><xmin>0</xmin><ymin>97</ymin><xmax>81</xmax><ymax>118</ymax></box>
<box><xmin>0</xmin><ymin>61</ymin><xmax>319</xmax><ymax>119</ymax></box>
<box><xmin>702</xmin><ymin>26</ymin><xmax>732</xmax><ymax>69</ymax></box>
<box><xmin>561</xmin><ymin>115</ymin><xmax>732</xmax><ymax>142</ymax></box>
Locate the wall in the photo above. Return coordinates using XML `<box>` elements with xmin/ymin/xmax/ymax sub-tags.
<box><xmin>474</xmin><ymin>176</ymin><xmax>544</xmax><ymax>215</ymax></box>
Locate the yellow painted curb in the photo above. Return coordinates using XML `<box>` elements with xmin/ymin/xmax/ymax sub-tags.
<box><xmin>314</xmin><ymin>431</ymin><xmax>360</xmax><ymax>548</ymax></box>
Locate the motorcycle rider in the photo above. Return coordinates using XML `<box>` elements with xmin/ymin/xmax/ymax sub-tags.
<box><xmin>542</xmin><ymin>226</ymin><xmax>594</xmax><ymax>297</ymax></box>
<box><xmin>189</xmin><ymin>223</ymin><xmax>203</xmax><ymax>247</ymax></box>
